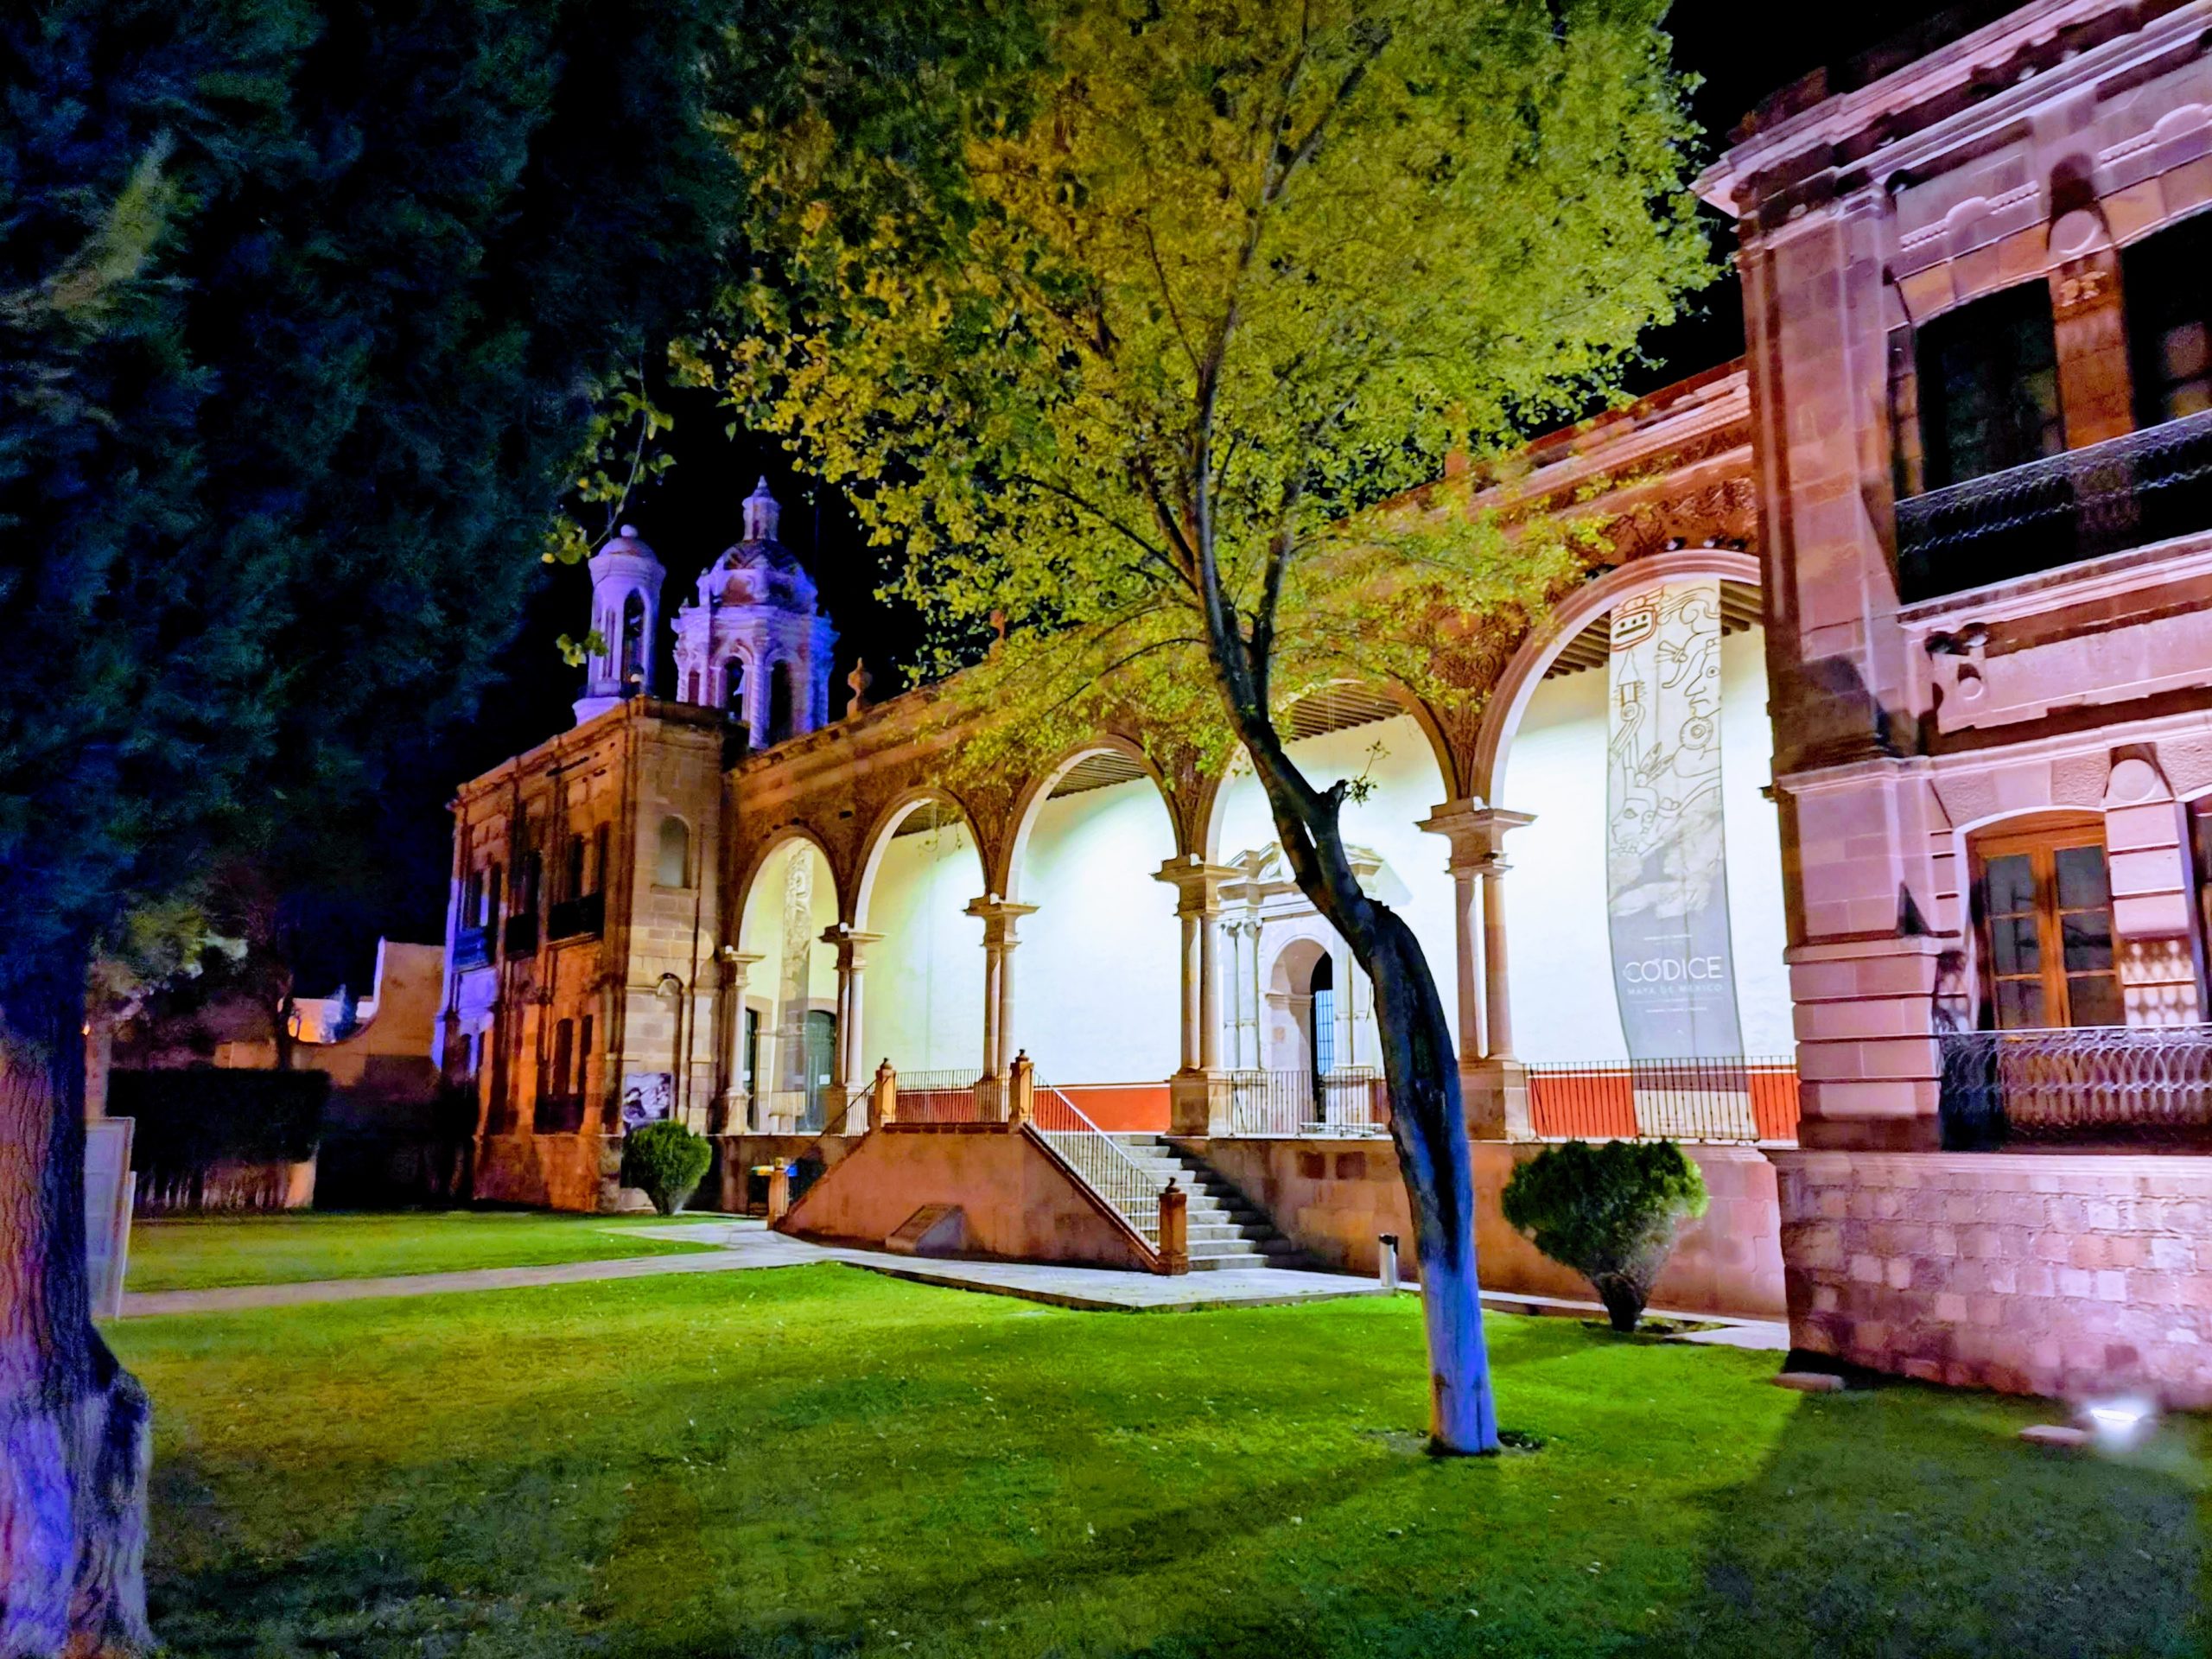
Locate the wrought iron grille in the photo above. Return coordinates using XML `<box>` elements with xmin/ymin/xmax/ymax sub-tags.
<box><xmin>1897</xmin><ymin>405</ymin><xmax>2212</xmax><ymax>601</ymax></box>
<box><xmin>892</xmin><ymin>1069</ymin><xmax>997</xmax><ymax>1123</ymax></box>
<box><xmin>1523</xmin><ymin>1056</ymin><xmax>1800</xmax><ymax>1144</ymax></box>
<box><xmin>1225</xmin><ymin>1069</ymin><xmax>1388</xmax><ymax>1137</ymax></box>
<box><xmin>1938</xmin><ymin>1025</ymin><xmax>2212</xmax><ymax>1148</ymax></box>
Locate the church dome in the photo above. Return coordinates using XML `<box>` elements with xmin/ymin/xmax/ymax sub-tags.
<box><xmin>696</xmin><ymin>479</ymin><xmax>816</xmax><ymax>611</ymax></box>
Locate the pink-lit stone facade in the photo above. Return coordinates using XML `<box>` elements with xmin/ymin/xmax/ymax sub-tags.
<box><xmin>1779</xmin><ymin>1152</ymin><xmax>2212</xmax><ymax>1407</ymax></box>
<box><xmin>1704</xmin><ymin>0</ymin><xmax>2212</xmax><ymax>1400</ymax></box>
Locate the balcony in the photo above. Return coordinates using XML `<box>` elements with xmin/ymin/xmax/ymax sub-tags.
<box><xmin>501</xmin><ymin>912</ymin><xmax>538</xmax><ymax>957</ymax></box>
<box><xmin>1938</xmin><ymin>1026</ymin><xmax>2212</xmax><ymax>1150</ymax></box>
<box><xmin>547</xmin><ymin>892</ymin><xmax>604</xmax><ymax>942</ymax></box>
<box><xmin>451</xmin><ymin>925</ymin><xmax>490</xmax><ymax>969</ymax></box>
<box><xmin>1897</xmin><ymin>406</ymin><xmax>2212</xmax><ymax>601</ymax></box>
<box><xmin>1224</xmin><ymin>1069</ymin><xmax>1389</xmax><ymax>1137</ymax></box>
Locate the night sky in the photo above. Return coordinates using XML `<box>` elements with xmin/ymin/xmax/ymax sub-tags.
<box><xmin>355</xmin><ymin>2</ymin><xmax>1955</xmax><ymax>981</ymax></box>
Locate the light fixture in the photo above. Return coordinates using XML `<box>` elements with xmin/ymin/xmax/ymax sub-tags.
<box><xmin>2078</xmin><ymin>1395</ymin><xmax>2157</xmax><ymax>1450</ymax></box>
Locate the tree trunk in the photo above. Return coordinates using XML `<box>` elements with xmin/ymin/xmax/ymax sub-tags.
<box><xmin>1592</xmin><ymin>1274</ymin><xmax>1645</xmax><ymax>1333</ymax></box>
<box><xmin>0</xmin><ymin>978</ymin><xmax>155</xmax><ymax>1658</ymax></box>
<box><xmin>1239</xmin><ymin>742</ymin><xmax>1502</xmax><ymax>1455</ymax></box>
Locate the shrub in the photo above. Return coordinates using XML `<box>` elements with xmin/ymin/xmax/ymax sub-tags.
<box><xmin>111</xmin><ymin>1067</ymin><xmax>331</xmax><ymax>1212</ymax></box>
<box><xmin>1500</xmin><ymin>1139</ymin><xmax>1709</xmax><ymax>1332</ymax></box>
<box><xmin>621</xmin><ymin>1120</ymin><xmax>712</xmax><ymax>1215</ymax></box>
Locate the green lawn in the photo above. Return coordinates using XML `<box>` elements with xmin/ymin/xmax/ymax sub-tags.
<box><xmin>125</xmin><ymin>1210</ymin><xmax>724</xmax><ymax>1292</ymax></box>
<box><xmin>113</xmin><ymin>1266</ymin><xmax>2206</xmax><ymax>1657</ymax></box>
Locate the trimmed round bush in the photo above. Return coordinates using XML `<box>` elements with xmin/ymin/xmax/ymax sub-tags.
<box><xmin>620</xmin><ymin>1120</ymin><xmax>712</xmax><ymax>1216</ymax></box>
<box><xmin>1500</xmin><ymin>1139</ymin><xmax>1709</xmax><ymax>1332</ymax></box>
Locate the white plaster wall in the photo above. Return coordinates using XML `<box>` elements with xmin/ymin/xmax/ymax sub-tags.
<box><xmin>1498</xmin><ymin>624</ymin><xmax>1789</xmax><ymax>1062</ymax></box>
<box><xmin>1017</xmin><ymin>779</ymin><xmax>1180</xmax><ymax>1083</ymax></box>
<box><xmin>738</xmin><ymin>838</ymin><xmax>839</xmax><ymax>1027</ymax></box>
<box><xmin>1211</xmin><ymin>713</ymin><xmax>1460</xmax><ymax>1051</ymax></box>
<box><xmin>861</xmin><ymin>822</ymin><xmax>987</xmax><ymax>1074</ymax></box>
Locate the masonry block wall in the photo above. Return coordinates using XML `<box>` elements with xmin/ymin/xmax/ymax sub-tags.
<box><xmin>1778</xmin><ymin>1151</ymin><xmax>2212</xmax><ymax>1406</ymax></box>
<box><xmin>1185</xmin><ymin>1137</ymin><xmax>1787</xmax><ymax>1320</ymax></box>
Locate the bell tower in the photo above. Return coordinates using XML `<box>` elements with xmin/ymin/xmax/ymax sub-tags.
<box><xmin>573</xmin><ymin>524</ymin><xmax>666</xmax><ymax>727</ymax></box>
<box><xmin>671</xmin><ymin>480</ymin><xmax>837</xmax><ymax>748</ymax></box>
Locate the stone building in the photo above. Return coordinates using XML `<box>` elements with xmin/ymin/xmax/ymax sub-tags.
<box><xmin>438</xmin><ymin>0</ymin><xmax>2212</xmax><ymax>1402</ymax></box>
<box><xmin>1700</xmin><ymin>0</ymin><xmax>2212</xmax><ymax>1401</ymax></box>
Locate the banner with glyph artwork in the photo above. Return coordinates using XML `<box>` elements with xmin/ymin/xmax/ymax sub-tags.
<box><xmin>1605</xmin><ymin>580</ymin><xmax>1745</xmax><ymax>1084</ymax></box>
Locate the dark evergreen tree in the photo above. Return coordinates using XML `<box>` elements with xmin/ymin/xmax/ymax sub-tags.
<box><xmin>0</xmin><ymin>0</ymin><xmax>729</xmax><ymax>1646</ymax></box>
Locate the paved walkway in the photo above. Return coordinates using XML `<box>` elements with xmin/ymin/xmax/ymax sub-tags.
<box><xmin>118</xmin><ymin>1221</ymin><xmax>1789</xmax><ymax>1348</ymax></box>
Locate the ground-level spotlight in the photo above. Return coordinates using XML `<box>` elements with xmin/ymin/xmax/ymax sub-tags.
<box><xmin>2078</xmin><ymin>1395</ymin><xmax>2158</xmax><ymax>1450</ymax></box>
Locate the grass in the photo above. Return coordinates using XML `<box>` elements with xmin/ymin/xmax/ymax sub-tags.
<box><xmin>124</xmin><ymin>1210</ymin><xmax>723</xmax><ymax>1293</ymax></box>
<box><xmin>112</xmin><ymin>1265</ymin><xmax>2206</xmax><ymax>1657</ymax></box>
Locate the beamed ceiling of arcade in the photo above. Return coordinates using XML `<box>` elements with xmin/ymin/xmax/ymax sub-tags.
<box><xmin>723</xmin><ymin>365</ymin><xmax>1760</xmax><ymax>931</ymax></box>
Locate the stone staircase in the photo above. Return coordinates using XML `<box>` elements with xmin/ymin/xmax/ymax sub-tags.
<box><xmin>1109</xmin><ymin>1135</ymin><xmax>1304</xmax><ymax>1271</ymax></box>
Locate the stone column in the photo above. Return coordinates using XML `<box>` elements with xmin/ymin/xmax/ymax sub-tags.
<box><xmin>818</xmin><ymin>926</ymin><xmax>881</xmax><ymax>1117</ymax></box>
<box><xmin>1420</xmin><ymin>801</ymin><xmax>1535</xmax><ymax>1139</ymax></box>
<box><xmin>1154</xmin><ymin>855</ymin><xmax>1242</xmax><ymax>1135</ymax></box>
<box><xmin>717</xmin><ymin>951</ymin><xmax>761</xmax><ymax>1131</ymax></box>
<box><xmin>964</xmin><ymin>897</ymin><xmax>1038</xmax><ymax>1077</ymax></box>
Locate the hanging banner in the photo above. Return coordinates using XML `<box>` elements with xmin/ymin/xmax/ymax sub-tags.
<box><xmin>1605</xmin><ymin>580</ymin><xmax>1744</xmax><ymax>1065</ymax></box>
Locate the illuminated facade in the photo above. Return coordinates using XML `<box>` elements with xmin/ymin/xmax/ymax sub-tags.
<box><xmin>437</xmin><ymin>1</ymin><xmax>2212</xmax><ymax>1398</ymax></box>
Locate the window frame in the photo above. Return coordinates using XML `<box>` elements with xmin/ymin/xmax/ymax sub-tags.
<box><xmin>1969</xmin><ymin>819</ymin><xmax>2123</xmax><ymax>1031</ymax></box>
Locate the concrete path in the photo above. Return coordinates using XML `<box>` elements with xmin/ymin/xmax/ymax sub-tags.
<box><xmin>118</xmin><ymin>1220</ymin><xmax>1789</xmax><ymax>1349</ymax></box>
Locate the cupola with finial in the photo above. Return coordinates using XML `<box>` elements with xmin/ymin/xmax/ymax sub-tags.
<box><xmin>671</xmin><ymin>478</ymin><xmax>836</xmax><ymax>749</ymax></box>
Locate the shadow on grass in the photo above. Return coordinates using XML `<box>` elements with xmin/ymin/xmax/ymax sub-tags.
<box><xmin>1611</xmin><ymin>1387</ymin><xmax>2209</xmax><ymax>1659</ymax></box>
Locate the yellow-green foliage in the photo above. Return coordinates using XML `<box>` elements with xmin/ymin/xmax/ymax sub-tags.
<box><xmin>712</xmin><ymin>0</ymin><xmax>1712</xmax><ymax>769</ymax></box>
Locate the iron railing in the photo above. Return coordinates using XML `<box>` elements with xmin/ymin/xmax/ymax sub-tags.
<box><xmin>1524</xmin><ymin>1056</ymin><xmax>1800</xmax><ymax>1144</ymax></box>
<box><xmin>1938</xmin><ymin>1025</ymin><xmax>2212</xmax><ymax>1149</ymax></box>
<box><xmin>1033</xmin><ymin>1085</ymin><xmax>1166</xmax><ymax>1245</ymax></box>
<box><xmin>501</xmin><ymin>912</ymin><xmax>538</xmax><ymax>957</ymax></box>
<box><xmin>546</xmin><ymin>892</ymin><xmax>604</xmax><ymax>941</ymax></box>
<box><xmin>1897</xmin><ymin>405</ymin><xmax>2212</xmax><ymax>601</ymax></box>
<box><xmin>451</xmin><ymin>926</ymin><xmax>490</xmax><ymax>969</ymax></box>
<box><xmin>1224</xmin><ymin>1069</ymin><xmax>1389</xmax><ymax>1136</ymax></box>
<box><xmin>893</xmin><ymin>1069</ymin><xmax>998</xmax><ymax>1123</ymax></box>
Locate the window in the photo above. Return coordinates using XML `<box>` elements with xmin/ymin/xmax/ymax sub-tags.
<box><xmin>485</xmin><ymin>864</ymin><xmax>501</xmax><ymax>925</ymax></box>
<box><xmin>1916</xmin><ymin>283</ymin><xmax>2064</xmax><ymax>490</ymax></box>
<box><xmin>552</xmin><ymin>1019</ymin><xmax>575</xmax><ymax>1099</ymax></box>
<box><xmin>1973</xmin><ymin>823</ymin><xmax>2122</xmax><ymax>1030</ymax></box>
<box><xmin>620</xmin><ymin>592</ymin><xmax>646</xmax><ymax>694</ymax></box>
<box><xmin>1309</xmin><ymin>955</ymin><xmax>1336</xmax><ymax>1077</ymax></box>
<box><xmin>461</xmin><ymin>869</ymin><xmax>482</xmax><ymax>929</ymax></box>
<box><xmin>766</xmin><ymin>662</ymin><xmax>796</xmax><ymax>745</ymax></box>
<box><xmin>578</xmin><ymin>1015</ymin><xmax>594</xmax><ymax>1103</ymax></box>
<box><xmin>655</xmin><ymin>816</ymin><xmax>690</xmax><ymax>887</ymax></box>
<box><xmin>723</xmin><ymin>658</ymin><xmax>747</xmax><ymax>718</ymax></box>
<box><xmin>564</xmin><ymin>832</ymin><xmax>587</xmax><ymax>903</ymax></box>
<box><xmin>592</xmin><ymin>824</ymin><xmax>609</xmax><ymax>896</ymax></box>
<box><xmin>742</xmin><ymin>1007</ymin><xmax>760</xmax><ymax>1097</ymax></box>
<box><xmin>2126</xmin><ymin>212</ymin><xmax>2212</xmax><ymax>427</ymax></box>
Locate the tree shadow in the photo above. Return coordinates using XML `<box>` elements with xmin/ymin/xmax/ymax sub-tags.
<box><xmin>1612</xmin><ymin>1387</ymin><xmax>2209</xmax><ymax>1658</ymax></box>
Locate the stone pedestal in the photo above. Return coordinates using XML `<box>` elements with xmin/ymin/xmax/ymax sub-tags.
<box><xmin>1169</xmin><ymin>1071</ymin><xmax>1232</xmax><ymax>1136</ymax></box>
<box><xmin>1460</xmin><ymin>1057</ymin><xmax>1531</xmax><ymax>1141</ymax></box>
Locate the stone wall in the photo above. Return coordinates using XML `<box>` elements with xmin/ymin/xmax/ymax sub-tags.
<box><xmin>1184</xmin><ymin>1137</ymin><xmax>1786</xmax><ymax>1320</ymax></box>
<box><xmin>474</xmin><ymin>1131</ymin><xmax>618</xmax><ymax>1212</ymax></box>
<box><xmin>1773</xmin><ymin>1150</ymin><xmax>2212</xmax><ymax>1407</ymax></box>
<box><xmin>709</xmin><ymin>1133</ymin><xmax>858</xmax><ymax>1213</ymax></box>
<box><xmin>779</xmin><ymin>1123</ymin><xmax>1153</xmax><ymax>1270</ymax></box>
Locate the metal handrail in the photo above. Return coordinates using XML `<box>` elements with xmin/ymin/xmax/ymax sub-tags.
<box><xmin>1225</xmin><ymin>1068</ymin><xmax>1388</xmax><ymax>1137</ymax></box>
<box><xmin>1032</xmin><ymin>1084</ymin><xmax>1166</xmax><ymax>1245</ymax></box>
<box><xmin>1939</xmin><ymin>1024</ymin><xmax>2212</xmax><ymax>1148</ymax></box>
<box><xmin>1523</xmin><ymin>1055</ymin><xmax>1799</xmax><ymax>1144</ymax></box>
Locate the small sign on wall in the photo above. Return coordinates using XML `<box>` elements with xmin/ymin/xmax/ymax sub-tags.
<box><xmin>85</xmin><ymin>1116</ymin><xmax>135</xmax><ymax>1319</ymax></box>
<box><xmin>621</xmin><ymin>1072</ymin><xmax>673</xmax><ymax>1131</ymax></box>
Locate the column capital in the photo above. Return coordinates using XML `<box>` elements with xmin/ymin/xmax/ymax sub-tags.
<box><xmin>1419</xmin><ymin>799</ymin><xmax>1536</xmax><ymax>871</ymax></box>
<box><xmin>964</xmin><ymin>895</ymin><xmax>1039</xmax><ymax>946</ymax></box>
<box><xmin>818</xmin><ymin>924</ymin><xmax>883</xmax><ymax>971</ymax></box>
<box><xmin>1152</xmin><ymin>854</ymin><xmax>1243</xmax><ymax>916</ymax></box>
<box><xmin>719</xmin><ymin>949</ymin><xmax>764</xmax><ymax>985</ymax></box>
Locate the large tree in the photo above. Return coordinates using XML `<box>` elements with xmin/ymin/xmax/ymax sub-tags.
<box><xmin>724</xmin><ymin>0</ymin><xmax>1707</xmax><ymax>1452</ymax></box>
<box><xmin>0</xmin><ymin>0</ymin><xmax>728</xmax><ymax>1648</ymax></box>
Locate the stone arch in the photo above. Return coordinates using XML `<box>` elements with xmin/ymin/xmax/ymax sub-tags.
<box><xmin>1468</xmin><ymin>547</ymin><xmax>1761</xmax><ymax>804</ymax></box>
<box><xmin>729</xmin><ymin>823</ymin><xmax>845</xmax><ymax>956</ymax></box>
<box><xmin>1196</xmin><ymin>678</ymin><xmax>1457</xmax><ymax>865</ymax></box>
<box><xmin>998</xmin><ymin>735</ymin><xmax>1180</xmax><ymax>902</ymax></box>
<box><xmin>852</xmin><ymin>788</ymin><xmax>991</xmax><ymax>931</ymax></box>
